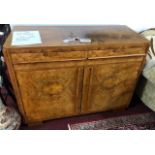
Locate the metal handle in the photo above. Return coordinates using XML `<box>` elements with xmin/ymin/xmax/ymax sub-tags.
<box><xmin>63</xmin><ymin>37</ymin><xmax>91</xmax><ymax>44</ymax></box>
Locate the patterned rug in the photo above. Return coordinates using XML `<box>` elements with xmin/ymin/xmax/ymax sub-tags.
<box><xmin>68</xmin><ymin>112</ymin><xmax>155</xmax><ymax>130</ymax></box>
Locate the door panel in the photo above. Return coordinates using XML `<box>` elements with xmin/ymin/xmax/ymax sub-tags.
<box><xmin>16</xmin><ymin>66</ymin><xmax>83</xmax><ymax>122</ymax></box>
<box><xmin>82</xmin><ymin>60</ymin><xmax>142</xmax><ymax>112</ymax></box>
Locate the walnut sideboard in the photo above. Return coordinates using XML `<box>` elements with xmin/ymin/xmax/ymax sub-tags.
<box><xmin>3</xmin><ymin>26</ymin><xmax>149</xmax><ymax>124</ymax></box>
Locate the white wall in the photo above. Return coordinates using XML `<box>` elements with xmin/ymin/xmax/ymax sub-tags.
<box><xmin>2</xmin><ymin>0</ymin><xmax>155</xmax><ymax>32</ymax></box>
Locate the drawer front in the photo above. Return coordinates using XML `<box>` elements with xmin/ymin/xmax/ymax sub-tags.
<box><xmin>11</xmin><ymin>50</ymin><xmax>86</xmax><ymax>64</ymax></box>
<box><xmin>11</xmin><ymin>48</ymin><xmax>145</xmax><ymax>64</ymax></box>
<box><xmin>88</xmin><ymin>48</ymin><xmax>146</xmax><ymax>59</ymax></box>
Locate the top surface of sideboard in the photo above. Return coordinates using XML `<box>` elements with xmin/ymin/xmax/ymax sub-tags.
<box><xmin>3</xmin><ymin>25</ymin><xmax>149</xmax><ymax>51</ymax></box>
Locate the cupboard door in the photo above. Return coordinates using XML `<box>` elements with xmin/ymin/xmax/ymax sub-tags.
<box><xmin>82</xmin><ymin>60</ymin><xmax>142</xmax><ymax>113</ymax></box>
<box><xmin>15</xmin><ymin>66</ymin><xmax>83</xmax><ymax>122</ymax></box>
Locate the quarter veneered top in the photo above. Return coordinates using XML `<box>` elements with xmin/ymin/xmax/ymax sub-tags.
<box><xmin>4</xmin><ymin>25</ymin><xmax>149</xmax><ymax>51</ymax></box>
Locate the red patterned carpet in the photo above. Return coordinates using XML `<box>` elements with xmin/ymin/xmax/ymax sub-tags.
<box><xmin>68</xmin><ymin>112</ymin><xmax>155</xmax><ymax>130</ymax></box>
<box><xmin>1</xmin><ymin>87</ymin><xmax>153</xmax><ymax>130</ymax></box>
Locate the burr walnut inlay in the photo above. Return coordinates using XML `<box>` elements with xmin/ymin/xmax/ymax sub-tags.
<box><xmin>3</xmin><ymin>26</ymin><xmax>149</xmax><ymax>124</ymax></box>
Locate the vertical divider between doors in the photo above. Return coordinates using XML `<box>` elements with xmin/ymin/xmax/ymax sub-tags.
<box><xmin>81</xmin><ymin>66</ymin><xmax>93</xmax><ymax>113</ymax></box>
<box><xmin>75</xmin><ymin>67</ymin><xmax>84</xmax><ymax>114</ymax></box>
<box><xmin>87</xmin><ymin>67</ymin><xmax>93</xmax><ymax>110</ymax></box>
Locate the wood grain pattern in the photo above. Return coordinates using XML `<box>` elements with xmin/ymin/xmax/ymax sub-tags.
<box><xmin>11</xmin><ymin>50</ymin><xmax>87</xmax><ymax>64</ymax></box>
<box><xmin>3</xmin><ymin>26</ymin><xmax>150</xmax><ymax>124</ymax></box>
<box><xmin>4</xmin><ymin>25</ymin><xmax>149</xmax><ymax>50</ymax></box>
<box><xmin>3</xmin><ymin>49</ymin><xmax>27</xmax><ymax>122</ymax></box>
<box><xmin>15</xmin><ymin>66</ymin><xmax>83</xmax><ymax>122</ymax></box>
<box><xmin>82</xmin><ymin>60</ymin><xmax>142</xmax><ymax>113</ymax></box>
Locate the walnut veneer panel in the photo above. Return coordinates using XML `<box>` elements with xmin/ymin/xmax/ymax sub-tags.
<box><xmin>11</xmin><ymin>48</ymin><xmax>146</xmax><ymax>64</ymax></box>
<box><xmin>82</xmin><ymin>59</ymin><xmax>142</xmax><ymax>113</ymax></box>
<box><xmin>3</xmin><ymin>26</ymin><xmax>150</xmax><ymax>124</ymax></box>
<box><xmin>4</xmin><ymin>25</ymin><xmax>149</xmax><ymax>50</ymax></box>
<box><xmin>11</xmin><ymin>50</ymin><xmax>87</xmax><ymax>64</ymax></box>
<box><xmin>87</xmin><ymin>48</ymin><xmax>145</xmax><ymax>59</ymax></box>
<box><xmin>15</xmin><ymin>66</ymin><xmax>83</xmax><ymax>122</ymax></box>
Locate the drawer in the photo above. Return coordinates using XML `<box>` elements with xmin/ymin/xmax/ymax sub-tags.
<box><xmin>88</xmin><ymin>48</ymin><xmax>146</xmax><ymax>59</ymax></box>
<box><xmin>11</xmin><ymin>50</ymin><xmax>87</xmax><ymax>64</ymax></box>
